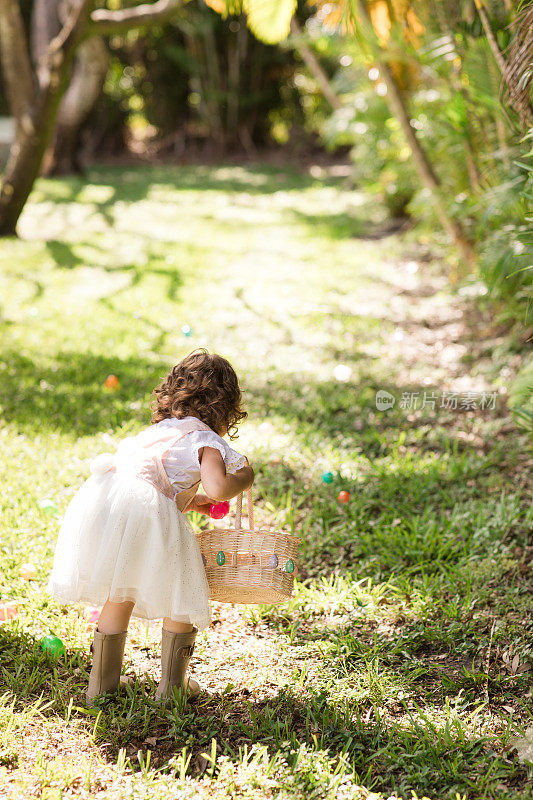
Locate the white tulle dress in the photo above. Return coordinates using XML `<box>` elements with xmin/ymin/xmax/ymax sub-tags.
<box><xmin>46</xmin><ymin>416</ymin><xmax>246</xmax><ymax>631</ymax></box>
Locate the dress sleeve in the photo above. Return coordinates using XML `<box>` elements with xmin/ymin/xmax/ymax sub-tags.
<box><xmin>188</xmin><ymin>431</ymin><xmax>246</xmax><ymax>474</ymax></box>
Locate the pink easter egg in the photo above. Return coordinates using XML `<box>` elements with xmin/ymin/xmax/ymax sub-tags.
<box><xmin>210</xmin><ymin>501</ymin><xmax>230</xmax><ymax>520</ymax></box>
<box><xmin>86</xmin><ymin>607</ymin><xmax>100</xmax><ymax>623</ymax></box>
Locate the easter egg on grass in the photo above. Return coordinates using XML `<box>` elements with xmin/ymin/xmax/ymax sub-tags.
<box><xmin>0</xmin><ymin>601</ymin><xmax>18</xmax><ymax>622</ymax></box>
<box><xmin>321</xmin><ymin>471</ymin><xmax>334</xmax><ymax>484</ymax></box>
<box><xmin>104</xmin><ymin>374</ymin><xmax>120</xmax><ymax>390</ymax></box>
<box><xmin>41</xmin><ymin>635</ymin><xmax>65</xmax><ymax>656</ymax></box>
<box><xmin>38</xmin><ymin>498</ymin><xmax>58</xmax><ymax>515</ymax></box>
<box><xmin>19</xmin><ymin>563</ymin><xmax>37</xmax><ymax>580</ymax></box>
<box><xmin>210</xmin><ymin>501</ymin><xmax>230</xmax><ymax>520</ymax></box>
<box><xmin>259</xmin><ymin>421</ymin><xmax>274</xmax><ymax>434</ymax></box>
<box><xmin>86</xmin><ymin>606</ymin><xmax>100</xmax><ymax>624</ymax></box>
<box><xmin>337</xmin><ymin>490</ymin><xmax>351</xmax><ymax>504</ymax></box>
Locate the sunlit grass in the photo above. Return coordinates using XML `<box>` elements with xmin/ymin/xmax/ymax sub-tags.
<box><xmin>0</xmin><ymin>163</ymin><xmax>531</xmax><ymax>799</ymax></box>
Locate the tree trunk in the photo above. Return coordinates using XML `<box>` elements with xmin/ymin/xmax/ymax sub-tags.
<box><xmin>431</xmin><ymin>6</ymin><xmax>482</xmax><ymax>194</ymax></box>
<box><xmin>357</xmin><ymin>0</ymin><xmax>476</xmax><ymax>269</ymax></box>
<box><xmin>30</xmin><ymin>0</ymin><xmax>109</xmax><ymax>176</ymax></box>
<box><xmin>0</xmin><ymin>0</ymin><xmax>36</xmax><ymax>137</ymax></box>
<box><xmin>43</xmin><ymin>36</ymin><xmax>109</xmax><ymax>175</ymax></box>
<box><xmin>31</xmin><ymin>0</ymin><xmax>62</xmax><ymax>63</ymax></box>
<box><xmin>0</xmin><ymin>0</ymin><xmax>93</xmax><ymax>235</ymax></box>
<box><xmin>0</xmin><ymin>90</ymin><xmax>67</xmax><ymax>235</ymax></box>
<box><xmin>0</xmin><ymin>0</ymin><xmax>184</xmax><ymax>236</ymax></box>
<box><xmin>290</xmin><ymin>19</ymin><xmax>341</xmax><ymax>111</ymax></box>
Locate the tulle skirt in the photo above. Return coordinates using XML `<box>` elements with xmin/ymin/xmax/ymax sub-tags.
<box><xmin>46</xmin><ymin>467</ymin><xmax>212</xmax><ymax>631</ymax></box>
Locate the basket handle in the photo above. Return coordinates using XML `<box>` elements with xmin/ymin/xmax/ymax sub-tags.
<box><xmin>235</xmin><ymin>488</ymin><xmax>254</xmax><ymax>530</ymax></box>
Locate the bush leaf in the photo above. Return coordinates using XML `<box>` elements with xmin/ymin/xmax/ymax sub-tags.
<box><xmin>243</xmin><ymin>0</ymin><xmax>296</xmax><ymax>44</ymax></box>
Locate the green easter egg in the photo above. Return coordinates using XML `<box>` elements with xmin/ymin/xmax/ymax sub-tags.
<box><xmin>41</xmin><ymin>635</ymin><xmax>65</xmax><ymax>656</ymax></box>
<box><xmin>39</xmin><ymin>499</ymin><xmax>58</xmax><ymax>514</ymax></box>
<box><xmin>321</xmin><ymin>471</ymin><xmax>334</xmax><ymax>484</ymax></box>
<box><xmin>216</xmin><ymin>551</ymin><xmax>226</xmax><ymax>566</ymax></box>
<box><xmin>285</xmin><ymin>559</ymin><xmax>295</xmax><ymax>574</ymax></box>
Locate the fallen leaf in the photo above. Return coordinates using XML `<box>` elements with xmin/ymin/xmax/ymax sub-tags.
<box><xmin>143</xmin><ymin>737</ymin><xmax>158</xmax><ymax>748</ymax></box>
<box><xmin>195</xmin><ymin>754</ymin><xmax>210</xmax><ymax>774</ymax></box>
<box><xmin>511</xmin><ymin>726</ymin><xmax>533</xmax><ymax>765</ymax></box>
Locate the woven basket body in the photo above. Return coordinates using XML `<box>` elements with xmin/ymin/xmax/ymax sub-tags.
<box><xmin>196</xmin><ymin>490</ymin><xmax>301</xmax><ymax>604</ymax></box>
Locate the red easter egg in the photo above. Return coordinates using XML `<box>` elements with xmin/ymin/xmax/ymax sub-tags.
<box><xmin>338</xmin><ymin>490</ymin><xmax>351</xmax><ymax>504</ymax></box>
<box><xmin>210</xmin><ymin>501</ymin><xmax>230</xmax><ymax>520</ymax></box>
<box><xmin>104</xmin><ymin>374</ymin><xmax>119</xmax><ymax>390</ymax></box>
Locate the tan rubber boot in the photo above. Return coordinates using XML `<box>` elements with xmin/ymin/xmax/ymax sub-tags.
<box><xmin>86</xmin><ymin>628</ymin><xmax>128</xmax><ymax>705</ymax></box>
<box><xmin>155</xmin><ymin>626</ymin><xmax>201</xmax><ymax>702</ymax></box>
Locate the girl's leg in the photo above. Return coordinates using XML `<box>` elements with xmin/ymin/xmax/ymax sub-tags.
<box><xmin>163</xmin><ymin>616</ymin><xmax>194</xmax><ymax>633</ymax></box>
<box><xmin>97</xmin><ymin>598</ymin><xmax>135</xmax><ymax>634</ymax></box>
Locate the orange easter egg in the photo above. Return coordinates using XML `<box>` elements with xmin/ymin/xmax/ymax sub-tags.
<box><xmin>337</xmin><ymin>491</ymin><xmax>351</xmax><ymax>504</ymax></box>
<box><xmin>0</xmin><ymin>602</ymin><xmax>18</xmax><ymax>621</ymax></box>
<box><xmin>104</xmin><ymin>374</ymin><xmax>119</xmax><ymax>390</ymax></box>
<box><xmin>20</xmin><ymin>563</ymin><xmax>37</xmax><ymax>580</ymax></box>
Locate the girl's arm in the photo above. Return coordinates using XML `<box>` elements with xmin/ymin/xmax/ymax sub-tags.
<box><xmin>199</xmin><ymin>447</ymin><xmax>254</xmax><ymax>501</ymax></box>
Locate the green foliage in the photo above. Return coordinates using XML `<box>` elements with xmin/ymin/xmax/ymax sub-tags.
<box><xmin>291</xmin><ymin>3</ymin><xmax>533</xmax><ymax>325</ymax></box>
<box><xmin>91</xmin><ymin>0</ymin><xmax>305</xmax><ymax>153</ymax></box>
<box><xmin>243</xmin><ymin>0</ymin><xmax>297</xmax><ymax>45</ymax></box>
<box><xmin>509</xmin><ymin>355</ymin><xmax>533</xmax><ymax>436</ymax></box>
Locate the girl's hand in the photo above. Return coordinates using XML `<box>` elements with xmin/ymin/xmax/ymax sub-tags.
<box><xmin>185</xmin><ymin>493</ymin><xmax>216</xmax><ymax>515</ymax></box>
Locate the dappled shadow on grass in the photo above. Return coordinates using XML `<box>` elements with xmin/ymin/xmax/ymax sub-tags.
<box><xmin>0</xmin><ymin>625</ymin><xmax>527</xmax><ymax>799</ymax></box>
<box><xmin>45</xmin><ymin>240</ymin><xmax>86</xmax><ymax>270</ymax></box>
<box><xmin>33</xmin><ymin>163</ymin><xmax>347</xmax><ymax>207</ymax></box>
<box><xmin>0</xmin><ymin>345</ymin><xmax>515</xmax><ymax>583</ymax></box>
<box><xmin>44</xmin><ymin>237</ymin><xmax>185</xmax><ymax>302</ymax></box>
<box><xmin>0</xmin><ymin>349</ymin><xmax>170</xmax><ymax>437</ymax></box>
<box><xmin>249</xmin><ymin>369</ymin><xmax>505</xmax><ymax>461</ymax></box>
<box><xmin>289</xmin><ymin>208</ymin><xmax>410</xmax><ymax>241</ymax></box>
<box><xmin>268</xmin><ymin>613</ymin><xmax>530</xmax><ymax>713</ymax></box>
<box><xmin>28</xmin><ymin>162</ymin><xmax>360</xmax><ymax>241</ymax></box>
<box><xmin>0</xmin><ymin>345</ymin><xmax>518</xmax><ymax>591</ymax></box>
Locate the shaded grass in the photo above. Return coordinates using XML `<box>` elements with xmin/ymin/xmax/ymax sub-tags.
<box><xmin>0</xmin><ymin>163</ymin><xmax>531</xmax><ymax>799</ymax></box>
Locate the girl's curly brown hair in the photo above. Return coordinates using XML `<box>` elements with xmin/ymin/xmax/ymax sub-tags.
<box><xmin>150</xmin><ymin>349</ymin><xmax>247</xmax><ymax>439</ymax></box>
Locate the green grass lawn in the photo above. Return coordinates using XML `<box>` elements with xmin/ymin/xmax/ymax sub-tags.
<box><xmin>0</xmin><ymin>163</ymin><xmax>531</xmax><ymax>799</ymax></box>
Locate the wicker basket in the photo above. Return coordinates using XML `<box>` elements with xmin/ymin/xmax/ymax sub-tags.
<box><xmin>196</xmin><ymin>488</ymin><xmax>301</xmax><ymax>604</ymax></box>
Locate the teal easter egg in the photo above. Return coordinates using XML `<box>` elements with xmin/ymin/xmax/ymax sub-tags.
<box><xmin>216</xmin><ymin>551</ymin><xmax>226</xmax><ymax>566</ymax></box>
<box><xmin>41</xmin><ymin>635</ymin><xmax>65</xmax><ymax>656</ymax></box>
<box><xmin>321</xmin><ymin>471</ymin><xmax>334</xmax><ymax>484</ymax></box>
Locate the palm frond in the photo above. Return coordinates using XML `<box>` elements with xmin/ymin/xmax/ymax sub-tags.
<box><xmin>503</xmin><ymin>2</ymin><xmax>533</xmax><ymax>131</ymax></box>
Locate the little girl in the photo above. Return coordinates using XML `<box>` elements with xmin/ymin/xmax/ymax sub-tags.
<box><xmin>46</xmin><ymin>349</ymin><xmax>254</xmax><ymax>705</ymax></box>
